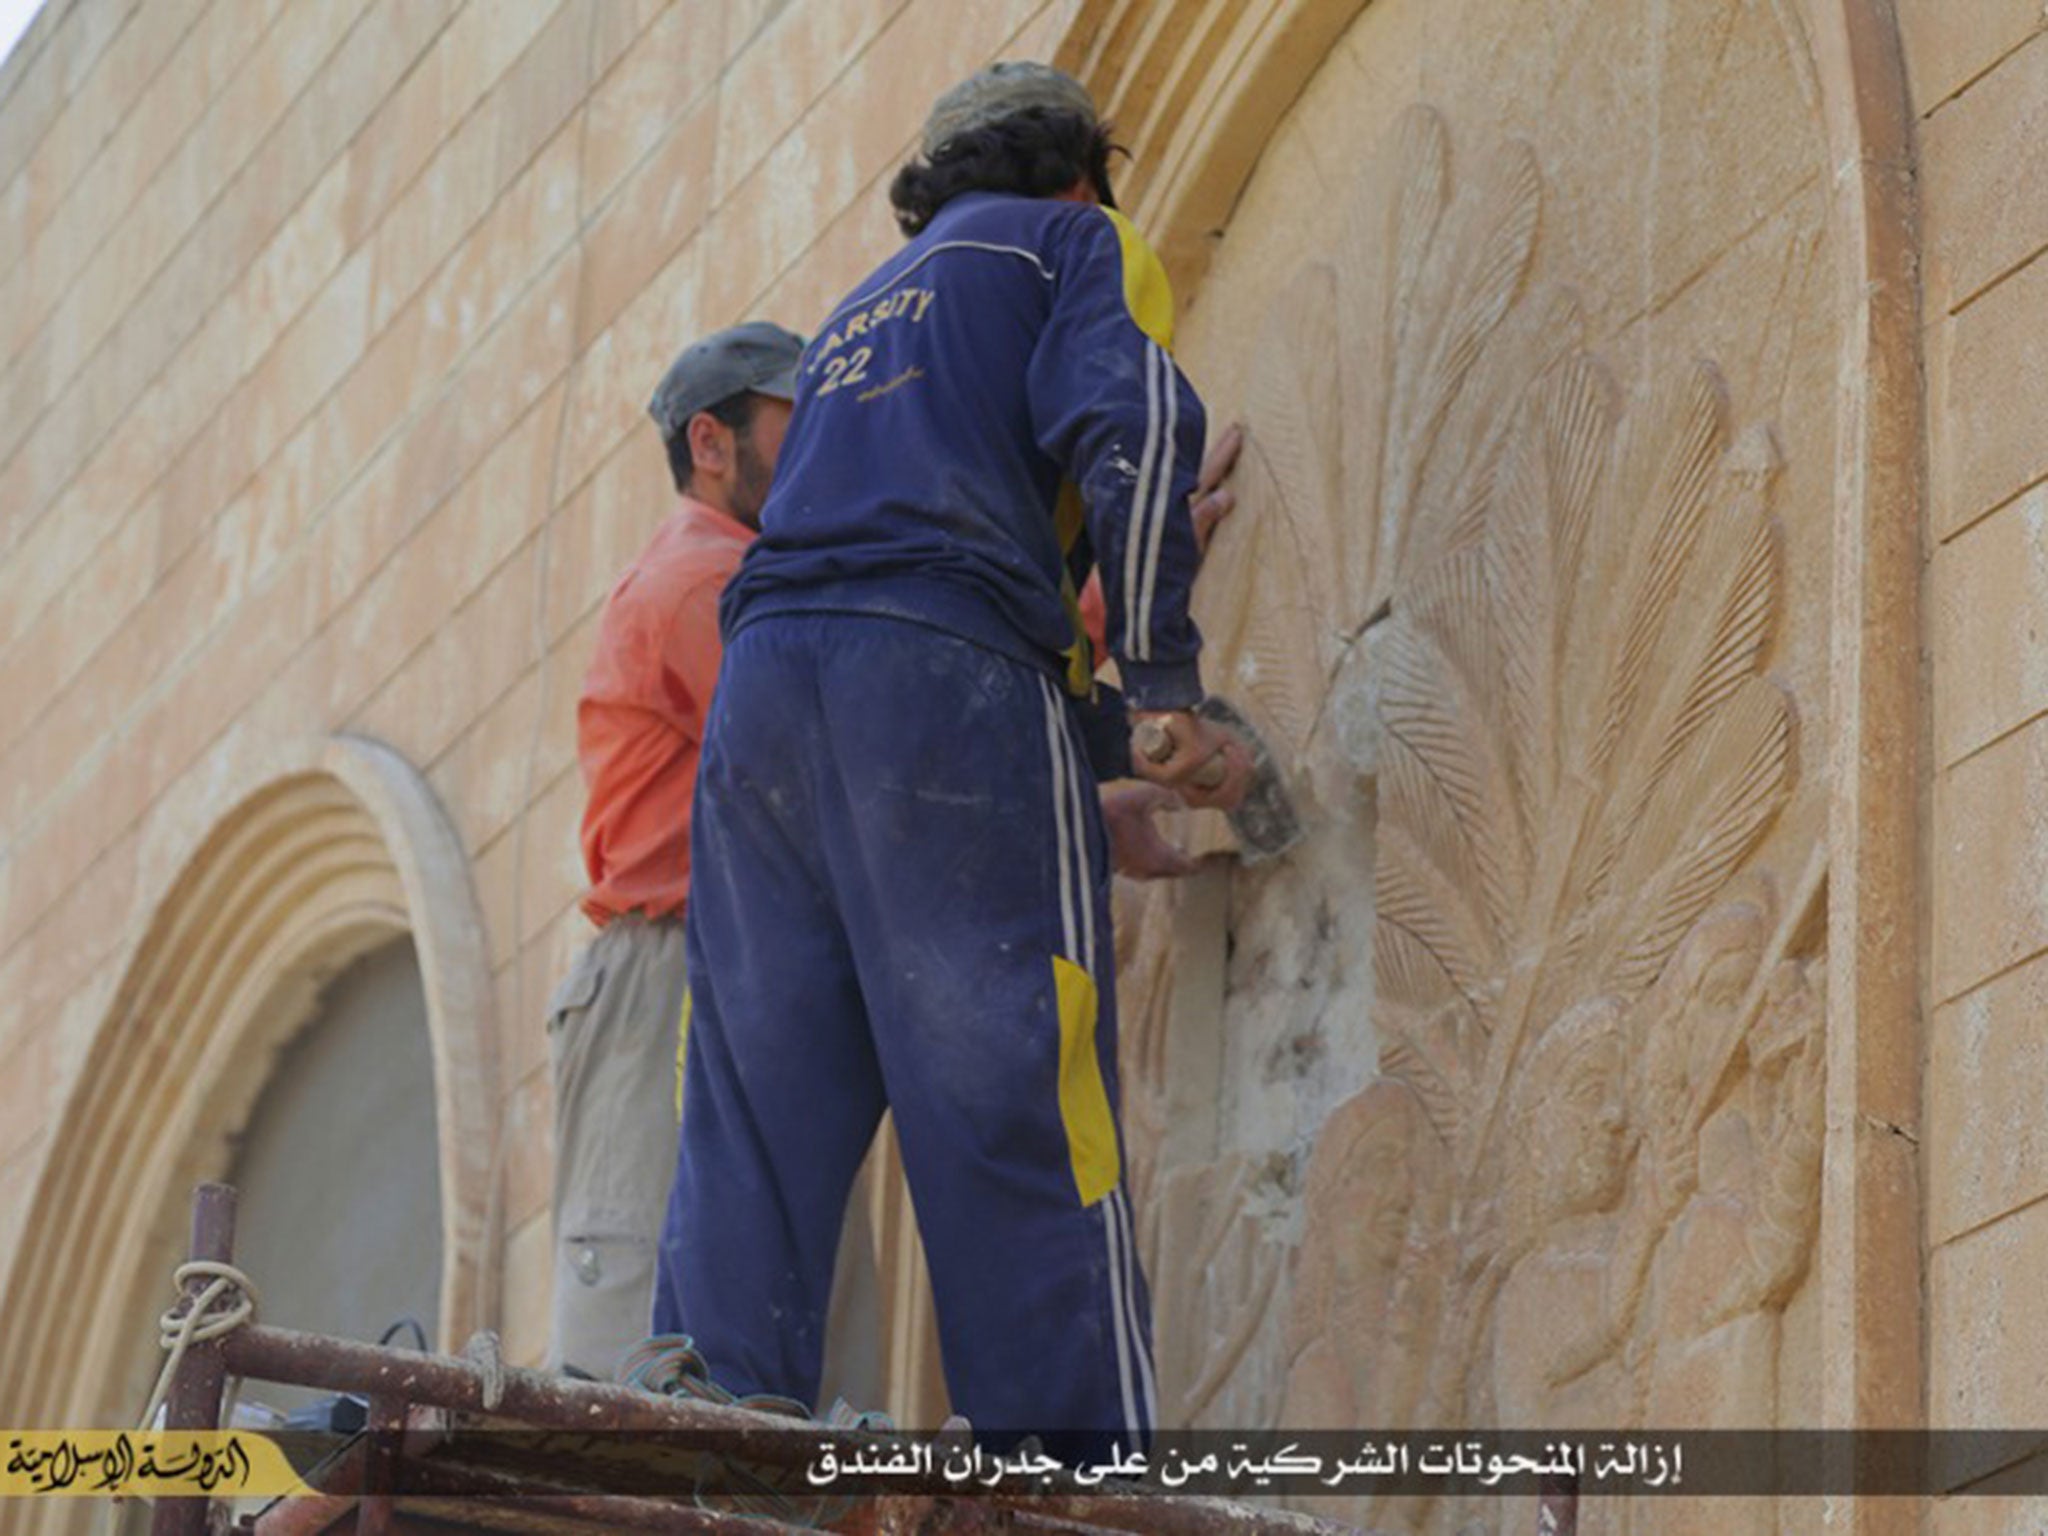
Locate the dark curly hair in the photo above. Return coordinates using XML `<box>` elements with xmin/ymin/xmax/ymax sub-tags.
<box><xmin>888</xmin><ymin>108</ymin><xmax>1120</xmax><ymax>237</ymax></box>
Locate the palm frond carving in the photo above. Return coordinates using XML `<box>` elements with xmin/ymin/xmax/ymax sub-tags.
<box><xmin>1173</xmin><ymin>105</ymin><xmax>1807</xmax><ymax>1451</ymax></box>
<box><xmin>1201</xmin><ymin>106</ymin><xmax>1579</xmax><ymax>778</ymax></box>
<box><xmin>1374</xmin><ymin>353</ymin><xmax>1793</xmax><ymax>1171</ymax></box>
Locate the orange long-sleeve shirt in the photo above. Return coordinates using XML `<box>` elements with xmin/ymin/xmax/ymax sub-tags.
<box><xmin>577</xmin><ymin>498</ymin><xmax>753</xmax><ymax>925</ymax></box>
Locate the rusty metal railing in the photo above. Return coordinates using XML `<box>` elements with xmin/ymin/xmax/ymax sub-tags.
<box><xmin>142</xmin><ymin>1182</ymin><xmax>1391</xmax><ymax>1536</ymax></box>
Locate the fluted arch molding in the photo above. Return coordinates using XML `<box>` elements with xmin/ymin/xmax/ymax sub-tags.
<box><xmin>1053</xmin><ymin>0</ymin><xmax>1371</xmax><ymax>293</ymax></box>
<box><xmin>0</xmin><ymin>734</ymin><xmax>498</xmax><ymax>1441</ymax></box>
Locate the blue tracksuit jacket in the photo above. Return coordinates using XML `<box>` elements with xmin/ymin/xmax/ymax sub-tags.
<box><xmin>720</xmin><ymin>190</ymin><xmax>1210</xmax><ymax>714</ymax></box>
<box><xmin>659</xmin><ymin>190</ymin><xmax>1209</xmax><ymax>1456</ymax></box>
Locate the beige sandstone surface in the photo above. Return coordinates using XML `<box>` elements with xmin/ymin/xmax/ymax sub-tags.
<box><xmin>0</xmin><ymin>0</ymin><xmax>2041</xmax><ymax>1530</ymax></box>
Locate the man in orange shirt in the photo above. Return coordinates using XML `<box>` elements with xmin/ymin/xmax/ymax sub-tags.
<box><xmin>545</xmin><ymin>322</ymin><xmax>802</xmax><ymax>1380</ymax></box>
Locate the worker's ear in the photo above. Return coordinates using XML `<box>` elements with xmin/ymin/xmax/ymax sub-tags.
<box><xmin>685</xmin><ymin>410</ymin><xmax>735</xmax><ymax>481</ymax></box>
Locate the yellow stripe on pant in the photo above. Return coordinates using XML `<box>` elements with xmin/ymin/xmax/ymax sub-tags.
<box><xmin>676</xmin><ymin>986</ymin><xmax>691</xmax><ymax>1121</ymax></box>
<box><xmin>1052</xmin><ymin>955</ymin><xmax>1119</xmax><ymax>1207</ymax></box>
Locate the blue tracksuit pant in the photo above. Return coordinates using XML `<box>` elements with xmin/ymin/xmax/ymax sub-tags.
<box><xmin>653</xmin><ymin>613</ymin><xmax>1155</xmax><ymax>1458</ymax></box>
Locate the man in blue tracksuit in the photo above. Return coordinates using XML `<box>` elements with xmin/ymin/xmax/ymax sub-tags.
<box><xmin>653</xmin><ymin>63</ymin><xmax>1249</xmax><ymax>1459</ymax></box>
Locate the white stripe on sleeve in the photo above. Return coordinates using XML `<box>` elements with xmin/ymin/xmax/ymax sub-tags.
<box><xmin>1133</xmin><ymin>345</ymin><xmax>1178</xmax><ymax>662</ymax></box>
<box><xmin>1122</xmin><ymin>341</ymin><xmax>1164</xmax><ymax>663</ymax></box>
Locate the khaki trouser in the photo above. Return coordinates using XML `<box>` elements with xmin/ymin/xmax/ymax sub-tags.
<box><xmin>545</xmin><ymin>917</ymin><xmax>887</xmax><ymax>1399</ymax></box>
<box><xmin>546</xmin><ymin>917</ymin><xmax>688</xmax><ymax>1379</ymax></box>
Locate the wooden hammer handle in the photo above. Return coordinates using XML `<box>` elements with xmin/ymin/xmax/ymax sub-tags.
<box><xmin>1132</xmin><ymin>716</ymin><xmax>1227</xmax><ymax>789</ymax></box>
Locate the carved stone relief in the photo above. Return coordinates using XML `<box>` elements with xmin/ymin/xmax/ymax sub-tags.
<box><xmin>1119</xmin><ymin>99</ymin><xmax>1826</xmax><ymax>1532</ymax></box>
<box><xmin>1146</xmin><ymin>1154</ymin><xmax>1293</xmax><ymax>1431</ymax></box>
<box><xmin>1280</xmin><ymin>1077</ymin><xmax>1452</xmax><ymax>1433</ymax></box>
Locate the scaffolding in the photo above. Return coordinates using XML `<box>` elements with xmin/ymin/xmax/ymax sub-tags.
<box><xmin>141</xmin><ymin>1183</ymin><xmax>1451</xmax><ymax>1536</ymax></box>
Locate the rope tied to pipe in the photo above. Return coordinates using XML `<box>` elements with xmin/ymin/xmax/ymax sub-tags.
<box><xmin>459</xmin><ymin>1329</ymin><xmax>506</xmax><ymax>1412</ymax></box>
<box><xmin>138</xmin><ymin>1260</ymin><xmax>261</xmax><ymax>1433</ymax></box>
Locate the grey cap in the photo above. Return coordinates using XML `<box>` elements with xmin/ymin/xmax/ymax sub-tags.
<box><xmin>920</xmin><ymin>61</ymin><xmax>1098</xmax><ymax>158</ymax></box>
<box><xmin>647</xmin><ymin>320</ymin><xmax>805</xmax><ymax>442</ymax></box>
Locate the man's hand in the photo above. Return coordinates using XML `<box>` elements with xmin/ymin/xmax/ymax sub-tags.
<box><xmin>1101</xmin><ymin>782</ymin><xmax>1199</xmax><ymax>880</ymax></box>
<box><xmin>1129</xmin><ymin>709</ymin><xmax>1253</xmax><ymax>811</ymax></box>
<box><xmin>1190</xmin><ymin>422</ymin><xmax>1243</xmax><ymax>556</ymax></box>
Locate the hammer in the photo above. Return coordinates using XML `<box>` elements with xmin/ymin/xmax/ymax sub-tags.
<box><xmin>1131</xmin><ymin>696</ymin><xmax>1302</xmax><ymax>863</ymax></box>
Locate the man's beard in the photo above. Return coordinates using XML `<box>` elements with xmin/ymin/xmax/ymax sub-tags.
<box><xmin>731</xmin><ymin>434</ymin><xmax>773</xmax><ymax>526</ymax></box>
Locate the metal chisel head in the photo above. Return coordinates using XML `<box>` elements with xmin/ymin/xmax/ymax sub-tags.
<box><xmin>1195</xmin><ymin>694</ymin><xmax>1303</xmax><ymax>863</ymax></box>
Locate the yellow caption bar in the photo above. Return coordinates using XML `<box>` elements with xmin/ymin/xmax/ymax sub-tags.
<box><xmin>2</xmin><ymin>1432</ymin><xmax>310</xmax><ymax>1498</ymax></box>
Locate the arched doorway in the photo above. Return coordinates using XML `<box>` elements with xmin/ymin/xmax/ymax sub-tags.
<box><xmin>0</xmin><ymin>736</ymin><xmax>498</xmax><ymax>1493</ymax></box>
<box><xmin>227</xmin><ymin>935</ymin><xmax>443</xmax><ymax>1410</ymax></box>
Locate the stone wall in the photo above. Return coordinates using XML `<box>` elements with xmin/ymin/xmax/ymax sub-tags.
<box><xmin>0</xmin><ymin>0</ymin><xmax>1081</xmax><ymax>1439</ymax></box>
<box><xmin>1909</xmin><ymin>1</ymin><xmax>2048</xmax><ymax>1529</ymax></box>
<box><xmin>6</xmin><ymin>0</ymin><xmax>2048</xmax><ymax>1529</ymax></box>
